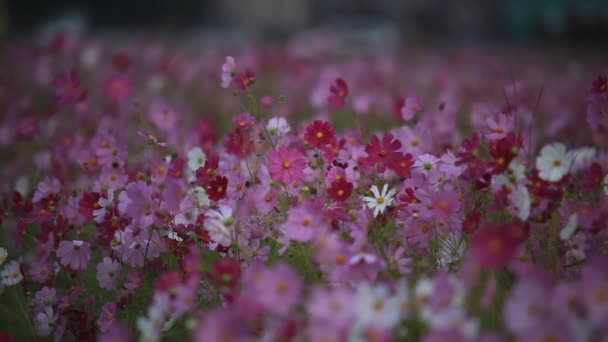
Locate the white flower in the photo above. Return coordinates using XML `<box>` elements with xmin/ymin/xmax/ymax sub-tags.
<box><xmin>205</xmin><ymin>204</ymin><xmax>234</xmax><ymax>248</ymax></box>
<box><xmin>266</xmin><ymin>117</ymin><xmax>291</xmax><ymax>138</ymax></box>
<box><xmin>188</xmin><ymin>186</ymin><xmax>210</xmax><ymax>208</ymax></box>
<box><xmin>187</xmin><ymin>147</ymin><xmax>206</xmax><ymax>173</ymax></box>
<box><xmin>353</xmin><ymin>283</ymin><xmax>401</xmax><ymax>329</ymax></box>
<box><xmin>93</xmin><ymin>189</ymin><xmax>114</xmax><ymax>223</ymax></box>
<box><xmin>437</xmin><ymin>234</ymin><xmax>466</xmax><ymax>269</ymax></box>
<box><xmin>1</xmin><ymin>260</ymin><xmax>23</xmax><ymax>287</ymax></box>
<box><xmin>560</xmin><ymin>214</ymin><xmax>578</xmax><ymax>241</ymax></box>
<box><xmin>569</xmin><ymin>147</ymin><xmax>596</xmax><ymax>173</ymax></box>
<box><xmin>35</xmin><ymin>306</ymin><xmax>57</xmax><ymax>337</ymax></box>
<box><xmin>221</xmin><ymin>56</ymin><xmax>236</xmax><ymax>89</ymax></box>
<box><xmin>512</xmin><ymin>185</ymin><xmax>531</xmax><ymax>221</ymax></box>
<box><xmin>362</xmin><ymin>184</ymin><xmax>396</xmax><ymax>217</ymax></box>
<box><xmin>167</xmin><ymin>232</ymin><xmax>183</xmax><ymax>242</ymax></box>
<box><xmin>536</xmin><ymin>143</ymin><xmax>573</xmax><ymax>182</ymax></box>
<box><xmin>0</xmin><ymin>248</ymin><xmax>7</xmax><ymax>266</ymax></box>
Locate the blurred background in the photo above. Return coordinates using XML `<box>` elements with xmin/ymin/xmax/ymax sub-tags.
<box><xmin>1</xmin><ymin>0</ymin><xmax>608</xmax><ymax>45</ymax></box>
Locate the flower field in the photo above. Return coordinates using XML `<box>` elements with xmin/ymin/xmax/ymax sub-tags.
<box><xmin>0</xmin><ymin>34</ymin><xmax>607</xmax><ymax>341</ymax></box>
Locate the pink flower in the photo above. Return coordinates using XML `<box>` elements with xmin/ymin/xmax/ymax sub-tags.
<box><xmin>97</xmin><ymin>302</ymin><xmax>117</xmax><ymax>332</ymax></box>
<box><xmin>56</xmin><ymin>240</ymin><xmax>91</xmax><ymax>271</ymax></box>
<box><xmin>97</xmin><ymin>257</ymin><xmax>121</xmax><ymax>290</ymax></box>
<box><xmin>103</xmin><ymin>75</ymin><xmax>132</xmax><ymax>103</ymax></box>
<box><xmin>267</xmin><ymin>145</ymin><xmax>306</xmax><ymax>184</ymax></box>
<box><xmin>401</xmin><ymin>96</ymin><xmax>422</xmax><ymax>120</ymax></box>
<box><xmin>118</xmin><ymin>181</ymin><xmax>157</xmax><ymax>229</ymax></box>
<box><xmin>221</xmin><ymin>56</ymin><xmax>236</xmax><ymax>88</ymax></box>
<box><xmin>485</xmin><ymin>113</ymin><xmax>514</xmax><ymax>141</ymax></box>
<box><xmin>284</xmin><ymin>202</ymin><xmax>324</xmax><ymax>242</ymax></box>
<box><xmin>232</xmin><ymin>112</ymin><xmax>255</xmax><ymax>129</ymax></box>
<box><xmin>242</xmin><ymin>263</ymin><xmax>302</xmax><ymax>315</ymax></box>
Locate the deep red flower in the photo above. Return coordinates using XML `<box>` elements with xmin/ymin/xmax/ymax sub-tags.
<box><xmin>488</xmin><ymin>133</ymin><xmax>522</xmax><ymax>174</ymax></box>
<box><xmin>388</xmin><ymin>152</ymin><xmax>413</xmax><ymax>178</ymax></box>
<box><xmin>196</xmin><ymin>117</ymin><xmax>218</xmax><ymax>146</ymax></box>
<box><xmin>79</xmin><ymin>192</ymin><xmax>101</xmax><ymax>221</ymax></box>
<box><xmin>398</xmin><ymin>187</ymin><xmax>420</xmax><ymax>207</ymax></box>
<box><xmin>456</xmin><ymin>133</ymin><xmax>480</xmax><ymax>166</ymax></box>
<box><xmin>206</xmin><ymin>176</ymin><xmax>228</xmax><ymax>201</ymax></box>
<box><xmin>208</xmin><ymin>258</ymin><xmax>241</xmax><ymax>290</ymax></box>
<box><xmin>462</xmin><ymin>211</ymin><xmax>481</xmax><ymax>235</ymax></box>
<box><xmin>304</xmin><ymin>120</ymin><xmax>336</xmax><ymax>149</ymax></box>
<box><xmin>154</xmin><ymin>271</ymin><xmax>182</xmax><ymax>294</ymax></box>
<box><xmin>112</xmin><ymin>53</ymin><xmax>131</xmax><ymax>71</ymax></box>
<box><xmin>581</xmin><ymin>162</ymin><xmax>603</xmax><ymax>191</ymax></box>
<box><xmin>168</xmin><ymin>157</ymin><xmax>186</xmax><ymax>179</ymax></box>
<box><xmin>527</xmin><ymin>169</ymin><xmax>565</xmax><ymax>198</ymax></box>
<box><xmin>471</xmin><ymin>223</ymin><xmax>520</xmax><ymax>269</ymax></box>
<box><xmin>327</xmin><ymin>178</ymin><xmax>354</xmax><ymax>202</ymax></box>
<box><xmin>234</xmin><ymin>69</ymin><xmax>255</xmax><ymax>91</ymax></box>
<box><xmin>364</xmin><ymin>132</ymin><xmax>402</xmax><ymax>172</ymax></box>
<box><xmin>328</xmin><ymin>78</ymin><xmax>349</xmax><ymax>109</ymax></box>
<box><xmin>591</xmin><ymin>73</ymin><xmax>607</xmax><ymax>94</ymax></box>
<box><xmin>224</xmin><ymin>128</ymin><xmax>253</xmax><ymax>158</ymax></box>
<box><xmin>196</xmin><ymin>153</ymin><xmax>220</xmax><ymax>186</ymax></box>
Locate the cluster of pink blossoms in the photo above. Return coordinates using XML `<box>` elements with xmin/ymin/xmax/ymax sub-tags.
<box><xmin>0</xmin><ymin>32</ymin><xmax>608</xmax><ymax>341</ymax></box>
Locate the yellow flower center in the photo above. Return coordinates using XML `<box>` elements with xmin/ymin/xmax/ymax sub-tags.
<box><xmin>283</xmin><ymin>161</ymin><xmax>291</xmax><ymax>169</ymax></box>
<box><xmin>376</xmin><ymin>197</ymin><xmax>384</xmax><ymax>204</ymax></box>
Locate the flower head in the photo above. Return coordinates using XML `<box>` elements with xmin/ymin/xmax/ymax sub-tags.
<box><xmin>267</xmin><ymin>145</ymin><xmax>306</xmax><ymax>184</ymax></box>
<box><xmin>362</xmin><ymin>184</ymin><xmax>396</xmax><ymax>217</ymax></box>
<box><xmin>1</xmin><ymin>260</ymin><xmax>23</xmax><ymax>286</ymax></box>
<box><xmin>52</xmin><ymin>69</ymin><xmax>86</xmax><ymax>105</ymax></box>
<box><xmin>103</xmin><ymin>74</ymin><xmax>132</xmax><ymax>103</ymax></box>
<box><xmin>304</xmin><ymin>120</ymin><xmax>336</xmax><ymax>149</ymax></box>
<box><xmin>221</xmin><ymin>56</ymin><xmax>236</xmax><ymax>88</ymax></box>
<box><xmin>56</xmin><ymin>240</ymin><xmax>91</xmax><ymax>271</ymax></box>
<box><xmin>401</xmin><ymin>96</ymin><xmax>422</xmax><ymax>120</ymax></box>
<box><xmin>536</xmin><ymin>143</ymin><xmax>573</xmax><ymax>182</ymax></box>
<box><xmin>328</xmin><ymin>78</ymin><xmax>349</xmax><ymax>109</ymax></box>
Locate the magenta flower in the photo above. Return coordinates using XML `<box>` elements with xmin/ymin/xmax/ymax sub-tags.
<box><xmin>56</xmin><ymin>240</ymin><xmax>91</xmax><ymax>271</ymax></box>
<box><xmin>97</xmin><ymin>257</ymin><xmax>121</xmax><ymax>290</ymax></box>
<box><xmin>52</xmin><ymin>69</ymin><xmax>86</xmax><ymax>105</ymax></box>
<box><xmin>232</xmin><ymin>112</ymin><xmax>255</xmax><ymax>129</ymax></box>
<box><xmin>103</xmin><ymin>74</ymin><xmax>133</xmax><ymax>103</ymax></box>
<box><xmin>267</xmin><ymin>145</ymin><xmax>306</xmax><ymax>184</ymax></box>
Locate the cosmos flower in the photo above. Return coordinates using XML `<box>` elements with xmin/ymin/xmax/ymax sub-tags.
<box><xmin>205</xmin><ymin>204</ymin><xmax>234</xmax><ymax>248</ymax></box>
<box><xmin>1</xmin><ymin>260</ymin><xmax>23</xmax><ymax>286</ymax></box>
<box><xmin>267</xmin><ymin>145</ymin><xmax>306</xmax><ymax>184</ymax></box>
<box><xmin>56</xmin><ymin>240</ymin><xmax>91</xmax><ymax>271</ymax></box>
<box><xmin>401</xmin><ymin>96</ymin><xmax>422</xmax><ymax>121</ymax></box>
<box><xmin>328</xmin><ymin>78</ymin><xmax>349</xmax><ymax>109</ymax></box>
<box><xmin>97</xmin><ymin>257</ymin><xmax>121</xmax><ymax>290</ymax></box>
<box><xmin>187</xmin><ymin>147</ymin><xmax>206</xmax><ymax>173</ymax></box>
<box><xmin>362</xmin><ymin>184</ymin><xmax>396</xmax><ymax>217</ymax></box>
<box><xmin>103</xmin><ymin>74</ymin><xmax>133</xmax><ymax>103</ymax></box>
<box><xmin>221</xmin><ymin>56</ymin><xmax>237</xmax><ymax>88</ymax></box>
<box><xmin>536</xmin><ymin>143</ymin><xmax>573</xmax><ymax>182</ymax></box>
